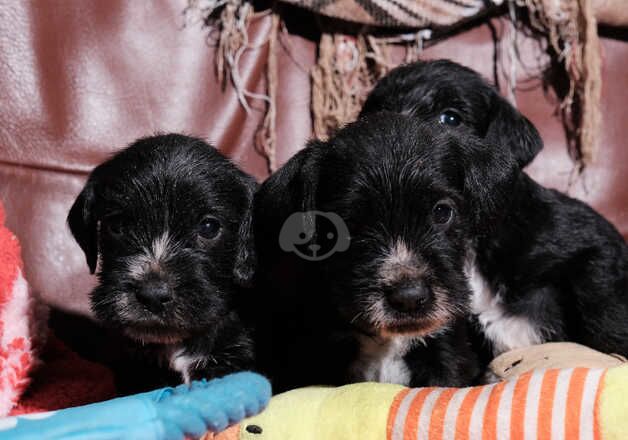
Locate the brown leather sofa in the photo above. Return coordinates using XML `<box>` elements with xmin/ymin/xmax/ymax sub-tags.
<box><xmin>1</xmin><ymin>0</ymin><xmax>627</xmax><ymax>323</ymax></box>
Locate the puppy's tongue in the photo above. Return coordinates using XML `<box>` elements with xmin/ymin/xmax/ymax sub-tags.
<box><xmin>381</xmin><ymin>317</ymin><xmax>449</xmax><ymax>338</ymax></box>
<box><xmin>125</xmin><ymin>326</ymin><xmax>185</xmax><ymax>344</ymax></box>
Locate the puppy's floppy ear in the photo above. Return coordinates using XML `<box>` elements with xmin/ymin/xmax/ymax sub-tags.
<box><xmin>233</xmin><ymin>178</ymin><xmax>258</xmax><ymax>287</ymax></box>
<box><xmin>296</xmin><ymin>144</ymin><xmax>324</xmax><ymax>234</ymax></box>
<box><xmin>485</xmin><ymin>94</ymin><xmax>543</xmax><ymax>168</ymax></box>
<box><xmin>67</xmin><ymin>176</ymin><xmax>100</xmax><ymax>274</ymax></box>
<box><xmin>462</xmin><ymin>138</ymin><xmax>519</xmax><ymax>232</ymax></box>
<box><xmin>254</xmin><ymin>142</ymin><xmax>324</xmax><ymax>255</ymax></box>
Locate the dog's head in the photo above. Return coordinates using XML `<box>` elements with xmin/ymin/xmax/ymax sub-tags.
<box><xmin>360</xmin><ymin>59</ymin><xmax>542</xmax><ymax>168</ymax></box>
<box><xmin>256</xmin><ymin>113</ymin><xmax>517</xmax><ymax>338</ymax></box>
<box><xmin>68</xmin><ymin>134</ymin><xmax>257</xmax><ymax>343</ymax></box>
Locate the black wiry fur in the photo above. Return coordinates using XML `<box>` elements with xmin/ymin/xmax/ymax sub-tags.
<box><xmin>68</xmin><ymin>134</ymin><xmax>257</xmax><ymax>383</ymax></box>
<box><xmin>364</xmin><ymin>61</ymin><xmax>628</xmax><ymax>367</ymax></box>
<box><xmin>361</xmin><ymin>59</ymin><xmax>543</xmax><ymax>168</ymax></box>
<box><xmin>471</xmin><ymin>158</ymin><xmax>628</xmax><ymax>361</ymax></box>
<box><xmin>254</xmin><ymin>114</ymin><xmax>485</xmax><ymax>391</ymax></box>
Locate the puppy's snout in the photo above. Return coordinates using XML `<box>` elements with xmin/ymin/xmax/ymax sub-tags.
<box><xmin>387</xmin><ymin>282</ymin><xmax>431</xmax><ymax>313</ymax></box>
<box><xmin>136</xmin><ymin>277</ymin><xmax>172</xmax><ymax>313</ymax></box>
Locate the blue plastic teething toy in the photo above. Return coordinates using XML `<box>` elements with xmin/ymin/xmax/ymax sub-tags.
<box><xmin>0</xmin><ymin>372</ymin><xmax>271</xmax><ymax>440</ymax></box>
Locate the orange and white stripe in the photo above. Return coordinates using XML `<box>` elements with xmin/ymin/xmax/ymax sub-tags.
<box><xmin>387</xmin><ymin>368</ymin><xmax>606</xmax><ymax>440</ymax></box>
<box><xmin>441</xmin><ymin>387</ymin><xmax>472</xmax><ymax>440</ymax></box>
<box><xmin>495</xmin><ymin>373</ymin><xmax>517</xmax><ymax>440</ymax></box>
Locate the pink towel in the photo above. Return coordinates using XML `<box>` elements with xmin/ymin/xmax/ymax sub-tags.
<box><xmin>0</xmin><ymin>200</ymin><xmax>40</xmax><ymax>416</ymax></box>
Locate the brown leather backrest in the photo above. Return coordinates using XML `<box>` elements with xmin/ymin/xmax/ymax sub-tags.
<box><xmin>0</xmin><ymin>2</ymin><xmax>626</xmax><ymax>316</ymax></box>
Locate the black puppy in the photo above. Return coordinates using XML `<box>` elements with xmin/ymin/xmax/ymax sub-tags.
<box><xmin>254</xmin><ymin>114</ymin><xmax>485</xmax><ymax>390</ymax></box>
<box><xmin>68</xmin><ymin>134</ymin><xmax>257</xmax><ymax>384</ymax></box>
<box><xmin>465</xmin><ymin>155</ymin><xmax>628</xmax><ymax>362</ymax></box>
<box><xmin>360</xmin><ymin>61</ymin><xmax>628</xmax><ymax>364</ymax></box>
<box><xmin>361</xmin><ymin>59</ymin><xmax>542</xmax><ymax>168</ymax></box>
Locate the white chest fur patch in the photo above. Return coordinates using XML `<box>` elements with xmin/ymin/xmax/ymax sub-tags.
<box><xmin>464</xmin><ymin>258</ymin><xmax>544</xmax><ymax>355</ymax></box>
<box><xmin>350</xmin><ymin>335</ymin><xmax>421</xmax><ymax>385</ymax></box>
<box><xmin>168</xmin><ymin>346</ymin><xmax>206</xmax><ymax>384</ymax></box>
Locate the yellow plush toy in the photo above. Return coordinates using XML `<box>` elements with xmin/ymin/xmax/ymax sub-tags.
<box><xmin>206</xmin><ymin>364</ymin><xmax>628</xmax><ymax>440</ymax></box>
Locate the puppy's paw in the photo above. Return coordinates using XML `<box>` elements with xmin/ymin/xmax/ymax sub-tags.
<box><xmin>482</xmin><ymin>369</ymin><xmax>503</xmax><ymax>384</ymax></box>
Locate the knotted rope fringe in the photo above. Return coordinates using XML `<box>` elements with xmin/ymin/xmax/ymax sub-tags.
<box><xmin>189</xmin><ymin>0</ymin><xmax>602</xmax><ymax>171</ymax></box>
<box><xmin>515</xmin><ymin>0</ymin><xmax>601</xmax><ymax>168</ymax></box>
<box><xmin>312</xmin><ymin>31</ymin><xmax>433</xmax><ymax>140</ymax></box>
<box><xmin>187</xmin><ymin>0</ymin><xmax>279</xmax><ymax>173</ymax></box>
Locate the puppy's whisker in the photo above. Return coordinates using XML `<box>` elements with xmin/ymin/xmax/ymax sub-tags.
<box><xmin>350</xmin><ymin>311</ymin><xmax>365</xmax><ymax>324</ymax></box>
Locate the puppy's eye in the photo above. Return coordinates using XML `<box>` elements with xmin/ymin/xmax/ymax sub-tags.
<box><xmin>198</xmin><ymin>217</ymin><xmax>221</xmax><ymax>240</ymax></box>
<box><xmin>432</xmin><ymin>201</ymin><xmax>455</xmax><ymax>225</ymax></box>
<box><xmin>438</xmin><ymin>110</ymin><xmax>462</xmax><ymax>127</ymax></box>
<box><xmin>105</xmin><ymin>217</ymin><xmax>124</xmax><ymax>238</ymax></box>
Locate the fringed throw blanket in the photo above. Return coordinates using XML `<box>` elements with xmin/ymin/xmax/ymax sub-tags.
<box><xmin>187</xmin><ymin>0</ymin><xmax>612</xmax><ymax>172</ymax></box>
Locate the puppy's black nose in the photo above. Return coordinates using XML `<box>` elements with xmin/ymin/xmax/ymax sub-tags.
<box><xmin>387</xmin><ymin>283</ymin><xmax>431</xmax><ymax>313</ymax></box>
<box><xmin>136</xmin><ymin>278</ymin><xmax>172</xmax><ymax>313</ymax></box>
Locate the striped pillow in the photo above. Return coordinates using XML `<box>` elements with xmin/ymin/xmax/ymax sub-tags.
<box><xmin>387</xmin><ymin>368</ymin><xmax>606</xmax><ymax>440</ymax></box>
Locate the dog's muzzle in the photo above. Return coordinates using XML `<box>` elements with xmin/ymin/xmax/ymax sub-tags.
<box><xmin>385</xmin><ymin>280</ymin><xmax>432</xmax><ymax>314</ymax></box>
<box><xmin>135</xmin><ymin>274</ymin><xmax>173</xmax><ymax>314</ymax></box>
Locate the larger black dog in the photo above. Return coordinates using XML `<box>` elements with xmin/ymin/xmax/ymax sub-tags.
<box><xmin>255</xmin><ymin>112</ymin><xmax>628</xmax><ymax>391</ymax></box>
<box><xmin>361</xmin><ymin>59</ymin><xmax>628</xmax><ymax>364</ymax></box>
<box><xmin>68</xmin><ymin>134</ymin><xmax>257</xmax><ymax>383</ymax></box>
<box><xmin>361</xmin><ymin>59</ymin><xmax>542</xmax><ymax>168</ymax></box>
<box><xmin>254</xmin><ymin>114</ymin><xmax>485</xmax><ymax>390</ymax></box>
